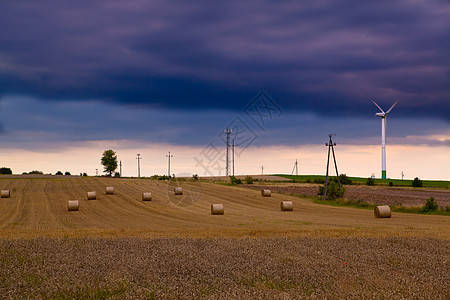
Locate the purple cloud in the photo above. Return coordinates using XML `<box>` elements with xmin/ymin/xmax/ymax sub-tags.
<box><xmin>0</xmin><ymin>0</ymin><xmax>448</xmax><ymax>119</ymax></box>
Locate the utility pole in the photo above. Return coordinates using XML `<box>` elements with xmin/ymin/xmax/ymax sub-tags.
<box><xmin>261</xmin><ymin>165</ymin><xmax>264</xmax><ymax>175</ymax></box>
<box><xmin>323</xmin><ymin>134</ymin><xmax>341</xmax><ymax>201</ymax></box>
<box><xmin>95</xmin><ymin>169</ymin><xmax>98</xmax><ymax>176</ymax></box>
<box><xmin>136</xmin><ymin>154</ymin><xmax>141</xmax><ymax>178</ymax></box>
<box><xmin>166</xmin><ymin>151</ymin><xmax>173</xmax><ymax>177</ymax></box>
<box><xmin>232</xmin><ymin>138</ymin><xmax>236</xmax><ymax>176</ymax></box>
<box><xmin>401</xmin><ymin>171</ymin><xmax>404</xmax><ymax>180</ymax></box>
<box><xmin>224</xmin><ymin>129</ymin><xmax>232</xmax><ymax>176</ymax></box>
<box><xmin>291</xmin><ymin>159</ymin><xmax>298</xmax><ymax>176</ymax></box>
<box><xmin>119</xmin><ymin>160</ymin><xmax>122</xmax><ymax>177</ymax></box>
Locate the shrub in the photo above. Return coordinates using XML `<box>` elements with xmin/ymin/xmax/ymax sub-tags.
<box><xmin>0</xmin><ymin>167</ymin><xmax>12</xmax><ymax>175</ymax></box>
<box><xmin>230</xmin><ymin>176</ymin><xmax>242</xmax><ymax>185</ymax></box>
<box><xmin>65</xmin><ymin>171</ymin><xmax>71</xmax><ymax>175</ymax></box>
<box><xmin>55</xmin><ymin>171</ymin><xmax>63</xmax><ymax>175</ymax></box>
<box><xmin>29</xmin><ymin>170</ymin><xmax>43</xmax><ymax>175</ymax></box>
<box><xmin>305</xmin><ymin>178</ymin><xmax>311</xmax><ymax>183</ymax></box>
<box><xmin>366</xmin><ymin>177</ymin><xmax>375</xmax><ymax>186</ymax></box>
<box><xmin>114</xmin><ymin>172</ymin><xmax>120</xmax><ymax>177</ymax></box>
<box><xmin>313</xmin><ymin>177</ymin><xmax>325</xmax><ymax>184</ymax></box>
<box><xmin>83</xmin><ymin>173</ymin><xmax>88</xmax><ymax>177</ymax></box>
<box><xmin>318</xmin><ymin>181</ymin><xmax>346</xmax><ymax>200</ymax></box>
<box><xmin>339</xmin><ymin>174</ymin><xmax>352</xmax><ymax>185</ymax></box>
<box><xmin>192</xmin><ymin>174</ymin><xmax>199</xmax><ymax>180</ymax></box>
<box><xmin>421</xmin><ymin>197</ymin><xmax>438</xmax><ymax>212</ymax></box>
<box><xmin>245</xmin><ymin>176</ymin><xmax>254</xmax><ymax>184</ymax></box>
<box><xmin>389</xmin><ymin>181</ymin><xmax>393</xmax><ymax>187</ymax></box>
<box><xmin>412</xmin><ymin>177</ymin><xmax>423</xmax><ymax>187</ymax></box>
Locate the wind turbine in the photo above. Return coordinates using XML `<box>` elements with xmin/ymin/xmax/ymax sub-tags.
<box><xmin>371</xmin><ymin>99</ymin><xmax>398</xmax><ymax>179</ymax></box>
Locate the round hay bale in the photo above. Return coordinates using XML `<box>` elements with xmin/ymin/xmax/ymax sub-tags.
<box><xmin>174</xmin><ymin>187</ymin><xmax>183</xmax><ymax>195</ymax></box>
<box><xmin>280</xmin><ymin>201</ymin><xmax>293</xmax><ymax>211</ymax></box>
<box><xmin>142</xmin><ymin>192</ymin><xmax>152</xmax><ymax>201</ymax></box>
<box><xmin>211</xmin><ymin>204</ymin><xmax>224</xmax><ymax>215</ymax></box>
<box><xmin>261</xmin><ymin>189</ymin><xmax>271</xmax><ymax>197</ymax></box>
<box><xmin>106</xmin><ymin>187</ymin><xmax>114</xmax><ymax>195</ymax></box>
<box><xmin>374</xmin><ymin>205</ymin><xmax>391</xmax><ymax>218</ymax></box>
<box><xmin>87</xmin><ymin>191</ymin><xmax>96</xmax><ymax>200</ymax></box>
<box><xmin>68</xmin><ymin>200</ymin><xmax>79</xmax><ymax>211</ymax></box>
<box><xmin>1</xmin><ymin>190</ymin><xmax>10</xmax><ymax>198</ymax></box>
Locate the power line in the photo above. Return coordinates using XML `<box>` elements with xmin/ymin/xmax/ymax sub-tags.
<box><xmin>323</xmin><ymin>134</ymin><xmax>341</xmax><ymax>201</ymax></box>
<box><xmin>291</xmin><ymin>159</ymin><xmax>298</xmax><ymax>176</ymax></box>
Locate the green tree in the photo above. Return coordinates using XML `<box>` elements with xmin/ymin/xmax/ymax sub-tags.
<box><xmin>101</xmin><ymin>149</ymin><xmax>118</xmax><ymax>176</ymax></box>
<box><xmin>412</xmin><ymin>177</ymin><xmax>423</xmax><ymax>187</ymax></box>
<box><xmin>0</xmin><ymin>167</ymin><xmax>12</xmax><ymax>174</ymax></box>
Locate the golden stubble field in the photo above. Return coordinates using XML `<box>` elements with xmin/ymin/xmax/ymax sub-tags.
<box><xmin>0</xmin><ymin>177</ymin><xmax>448</xmax><ymax>239</ymax></box>
<box><xmin>1</xmin><ymin>177</ymin><xmax>449</xmax><ymax>299</ymax></box>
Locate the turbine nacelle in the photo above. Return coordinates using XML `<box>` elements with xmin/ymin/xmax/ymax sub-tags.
<box><xmin>371</xmin><ymin>99</ymin><xmax>398</xmax><ymax>116</ymax></box>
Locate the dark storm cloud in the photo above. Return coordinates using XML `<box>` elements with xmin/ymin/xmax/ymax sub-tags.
<box><xmin>0</xmin><ymin>0</ymin><xmax>448</xmax><ymax>119</ymax></box>
<box><xmin>2</xmin><ymin>95</ymin><xmax>447</xmax><ymax>149</ymax></box>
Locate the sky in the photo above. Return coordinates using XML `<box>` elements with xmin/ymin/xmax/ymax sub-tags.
<box><xmin>0</xmin><ymin>0</ymin><xmax>449</xmax><ymax>179</ymax></box>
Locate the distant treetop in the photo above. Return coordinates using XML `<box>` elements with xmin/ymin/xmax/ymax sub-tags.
<box><xmin>0</xmin><ymin>167</ymin><xmax>12</xmax><ymax>175</ymax></box>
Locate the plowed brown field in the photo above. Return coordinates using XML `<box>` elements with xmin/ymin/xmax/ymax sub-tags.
<box><xmin>243</xmin><ymin>183</ymin><xmax>450</xmax><ymax>207</ymax></box>
<box><xmin>0</xmin><ymin>177</ymin><xmax>448</xmax><ymax>239</ymax></box>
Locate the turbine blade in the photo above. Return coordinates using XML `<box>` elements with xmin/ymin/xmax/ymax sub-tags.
<box><xmin>386</xmin><ymin>100</ymin><xmax>399</xmax><ymax>114</ymax></box>
<box><xmin>371</xmin><ymin>99</ymin><xmax>385</xmax><ymax>113</ymax></box>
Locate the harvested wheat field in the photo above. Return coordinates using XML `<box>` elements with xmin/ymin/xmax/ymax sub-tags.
<box><xmin>0</xmin><ymin>177</ymin><xmax>449</xmax><ymax>299</ymax></box>
<box><xmin>0</xmin><ymin>177</ymin><xmax>448</xmax><ymax>238</ymax></box>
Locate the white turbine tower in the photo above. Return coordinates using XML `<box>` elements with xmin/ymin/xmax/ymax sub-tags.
<box><xmin>371</xmin><ymin>99</ymin><xmax>398</xmax><ymax>179</ymax></box>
